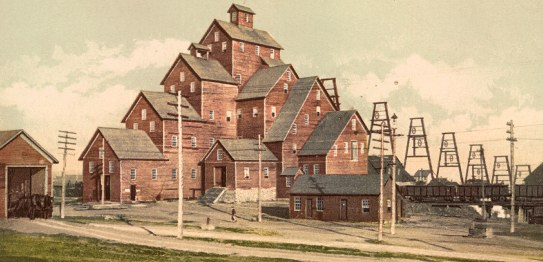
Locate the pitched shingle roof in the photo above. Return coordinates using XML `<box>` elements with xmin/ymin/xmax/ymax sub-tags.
<box><xmin>297</xmin><ymin>111</ymin><xmax>357</xmax><ymax>156</ymax></box>
<box><xmin>229</xmin><ymin>4</ymin><xmax>255</xmax><ymax>14</ymax></box>
<box><xmin>280</xmin><ymin>167</ymin><xmax>302</xmax><ymax>177</ymax></box>
<box><xmin>261</xmin><ymin>57</ymin><xmax>285</xmax><ymax>67</ymax></box>
<box><xmin>97</xmin><ymin>128</ymin><xmax>165</xmax><ymax>160</ymax></box>
<box><xmin>236</xmin><ymin>64</ymin><xmax>291</xmax><ymax>101</ymax></box>
<box><xmin>525</xmin><ymin>162</ymin><xmax>543</xmax><ymax>185</ymax></box>
<box><xmin>218</xmin><ymin>139</ymin><xmax>278</xmax><ymax>161</ymax></box>
<box><xmin>189</xmin><ymin>43</ymin><xmax>210</xmax><ymax>51</ymax></box>
<box><xmin>290</xmin><ymin>174</ymin><xmax>382</xmax><ymax>195</ymax></box>
<box><xmin>161</xmin><ymin>53</ymin><xmax>237</xmax><ymax>85</ymax></box>
<box><xmin>215</xmin><ymin>20</ymin><xmax>282</xmax><ymax>49</ymax></box>
<box><xmin>367</xmin><ymin>155</ymin><xmax>415</xmax><ymax>183</ymax></box>
<box><xmin>263</xmin><ymin>77</ymin><xmax>317</xmax><ymax>142</ymax></box>
<box><xmin>0</xmin><ymin>129</ymin><xmax>59</xmax><ymax>163</ymax></box>
<box><xmin>141</xmin><ymin>91</ymin><xmax>201</xmax><ymax>121</ymax></box>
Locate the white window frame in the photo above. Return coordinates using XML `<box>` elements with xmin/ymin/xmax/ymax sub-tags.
<box><xmin>207</xmin><ymin>44</ymin><xmax>212</xmax><ymax>52</ymax></box>
<box><xmin>294</xmin><ymin>197</ymin><xmax>301</xmax><ymax>211</ymax></box>
<box><xmin>352</xmin><ymin>119</ymin><xmax>357</xmax><ymax>131</ymax></box>
<box><xmin>271</xmin><ymin>106</ymin><xmax>276</xmax><ymax>118</ymax></box>
<box><xmin>270</xmin><ymin>49</ymin><xmax>275</xmax><ymax>59</ymax></box>
<box><xmin>286</xmin><ymin>177</ymin><xmax>292</xmax><ymax>187</ymax></box>
<box><xmin>351</xmin><ymin>141</ymin><xmax>359</xmax><ymax>161</ymax></box>
<box><xmin>245</xmin><ymin>13</ymin><xmax>249</xmax><ymax>23</ymax></box>
<box><xmin>303</xmin><ymin>164</ymin><xmax>309</xmax><ymax>175</ymax></box>
<box><xmin>226</xmin><ymin>111</ymin><xmax>232</xmax><ymax>122</ymax></box>
<box><xmin>141</xmin><ymin>109</ymin><xmax>146</xmax><ymax>120</ymax></box>
<box><xmin>292</xmin><ymin>143</ymin><xmax>297</xmax><ymax>153</ymax></box>
<box><xmin>89</xmin><ymin>161</ymin><xmax>95</xmax><ymax>173</ymax></box>
<box><xmin>256</xmin><ymin>45</ymin><xmax>260</xmax><ymax>56</ymax></box>
<box><xmin>292</xmin><ymin>123</ymin><xmax>297</xmax><ymax>134</ymax></box>
<box><xmin>236</xmin><ymin>74</ymin><xmax>242</xmax><ymax>84</ymax></box>
<box><xmin>244</xmin><ymin>167</ymin><xmax>250</xmax><ymax>178</ymax></box>
<box><xmin>172</xmin><ymin>135</ymin><xmax>178</xmax><ymax>147</ymax></box>
<box><xmin>304</xmin><ymin>114</ymin><xmax>309</xmax><ymax>125</ymax></box>
<box><xmin>180</xmin><ymin>72</ymin><xmax>185</xmax><ymax>82</ymax></box>
<box><xmin>231</xmin><ymin>12</ymin><xmax>237</xmax><ymax>22</ymax></box>
<box><xmin>99</xmin><ymin>147</ymin><xmax>104</xmax><ymax>159</ymax></box>
<box><xmin>239</xmin><ymin>41</ymin><xmax>244</xmax><ymax>52</ymax></box>
<box><xmin>263</xmin><ymin>167</ymin><xmax>269</xmax><ymax>178</ymax></box>
<box><xmin>316</xmin><ymin>106</ymin><xmax>321</xmax><ymax>116</ymax></box>
<box><xmin>316</xmin><ymin>89</ymin><xmax>321</xmax><ymax>100</ymax></box>
<box><xmin>217</xmin><ymin>149</ymin><xmax>223</xmax><ymax>160</ymax></box>
<box><xmin>237</xmin><ymin>109</ymin><xmax>242</xmax><ymax>119</ymax></box>
<box><xmin>283</xmin><ymin>83</ymin><xmax>288</xmax><ymax>93</ymax></box>
<box><xmin>214</xmin><ymin>31</ymin><xmax>219</xmax><ymax>42</ymax></box>
<box><xmin>362</xmin><ymin>199</ymin><xmax>370</xmax><ymax>213</ymax></box>
<box><xmin>171</xmin><ymin>168</ymin><xmax>177</xmax><ymax>179</ymax></box>
<box><xmin>190</xmin><ymin>82</ymin><xmax>195</xmax><ymax>93</ymax></box>
<box><xmin>333</xmin><ymin>145</ymin><xmax>337</xmax><ymax>157</ymax></box>
<box><xmin>191</xmin><ymin>136</ymin><xmax>197</xmax><ymax>148</ymax></box>
<box><xmin>360</xmin><ymin>142</ymin><xmax>365</xmax><ymax>154</ymax></box>
<box><xmin>151</xmin><ymin>168</ymin><xmax>157</xmax><ymax>180</ymax></box>
<box><xmin>108</xmin><ymin>160</ymin><xmax>114</xmax><ymax>174</ymax></box>
<box><xmin>209</xmin><ymin>110</ymin><xmax>214</xmax><ymax>120</ymax></box>
<box><xmin>313</xmin><ymin>164</ymin><xmax>320</xmax><ymax>175</ymax></box>
<box><xmin>222</xmin><ymin>41</ymin><xmax>227</xmax><ymax>52</ymax></box>
<box><xmin>209</xmin><ymin>137</ymin><xmax>215</xmax><ymax>147</ymax></box>
<box><xmin>170</xmin><ymin>85</ymin><xmax>175</xmax><ymax>93</ymax></box>
<box><xmin>252</xmin><ymin>107</ymin><xmax>258</xmax><ymax>118</ymax></box>
<box><xmin>387</xmin><ymin>199</ymin><xmax>392</xmax><ymax>212</ymax></box>
<box><xmin>150</xmin><ymin>121</ymin><xmax>155</xmax><ymax>132</ymax></box>
<box><xmin>191</xmin><ymin>168</ymin><xmax>197</xmax><ymax>179</ymax></box>
<box><xmin>130</xmin><ymin>168</ymin><xmax>137</xmax><ymax>180</ymax></box>
<box><xmin>287</xmin><ymin>70</ymin><xmax>291</xmax><ymax>81</ymax></box>
<box><xmin>316</xmin><ymin>197</ymin><xmax>324</xmax><ymax>211</ymax></box>
<box><xmin>344</xmin><ymin>142</ymin><xmax>349</xmax><ymax>154</ymax></box>
<box><xmin>133</xmin><ymin>123</ymin><xmax>138</xmax><ymax>130</ymax></box>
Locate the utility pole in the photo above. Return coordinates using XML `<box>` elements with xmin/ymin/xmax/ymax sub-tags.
<box><xmin>372</xmin><ymin>121</ymin><xmax>387</xmax><ymax>241</ymax></box>
<box><xmin>507</xmin><ymin>120</ymin><xmax>516</xmax><ymax>233</ymax></box>
<box><xmin>390</xmin><ymin>113</ymin><xmax>402</xmax><ymax>235</ymax></box>
<box><xmin>58</xmin><ymin>130</ymin><xmax>76</xmax><ymax>219</ymax></box>
<box><xmin>101</xmin><ymin>138</ymin><xmax>105</xmax><ymax>205</ymax></box>
<box><xmin>177</xmin><ymin>90</ymin><xmax>184</xmax><ymax>239</ymax></box>
<box><xmin>258</xmin><ymin>134</ymin><xmax>262</xmax><ymax>223</ymax></box>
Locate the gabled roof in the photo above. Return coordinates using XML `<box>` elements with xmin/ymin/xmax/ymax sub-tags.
<box><xmin>236</xmin><ymin>64</ymin><xmax>292</xmax><ymax>101</ymax></box>
<box><xmin>263</xmin><ymin>77</ymin><xmax>318</xmax><ymax>142</ymax></box>
<box><xmin>210</xmin><ymin>20</ymin><xmax>282</xmax><ymax>49</ymax></box>
<box><xmin>189</xmin><ymin>43</ymin><xmax>210</xmax><ymax>51</ymax></box>
<box><xmin>79</xmin><ymin>128</ymin><xmax>165</xmax><ymax>161</ymax></box>
<box><xmin>525</xmin><ymin>162</ymin><xmax>543</xmax><ymax>185</ymax></box>
<box><xmin>215</xmin><ymin>139</ymin><xmax>278</xmax><ymax>161</ymax></box>
<box><xmin>261</xmin><ymin>57</ymin><xmax>285</xmax><ymax>67</ymax></box>
<box><xmin>121</xmin><ymin>91</ymin><xmax>201</xmax><ymax>123</ymax></box>
<box><xmin>298</xmin><ymin>110</ymin><xmax>360</xmax><ymax>156</ymax></box>
<box><xmin>160</xmin><ymin>53</ymin><xmax>237</xmax><ymax>85</ymax></box>
<box><xmin>0</xmin><ymin>129</ymin><xmax>59</xmax><ymax>164</ymax></box>
<box><xmin>367</xmin><ymin>155</ymin><xmax>415</xmax><ymax>183</ymax></box>
<box><xmin>228</xmin><ymin>4</ymin><xmax>255</xmax><ymax>14</ymax></box>
<box><xmin>280</xmin><ymin>167</ymin><xmax>302</xmax><ymax>177</ymax></box>
<box><xmin>290</xmin><ymin>174</ymin><xmax>383</xmax><ymax>195</ymax></box>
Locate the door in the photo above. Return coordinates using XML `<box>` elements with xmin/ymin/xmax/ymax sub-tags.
<box><xmin>306</xmin><ymin>199</ymin><xmax>313</xmax><ymax>218</ymax></box>
<box><xmin>104</xmin><ymin>176</ymin><xmax>111</xmax><ymax>201</ymax></box>
<box><xmin>221</xmin><ymin>168</ymin><xmax>227</xmax><ymax>187</ymax></box>
<box><xmin>130</xmin><ymin>185</ymin><xmax>137</xmax><ymax>201</ymax></box>
<box><xmin>214</xmin><ymin>167</ymin><xmax>226</xmax><ymax>187</ymax></box>
<box><xmin>340</xmin><ymin>199</ymin><xmax>348</xmax><ymax>220</ymax></box>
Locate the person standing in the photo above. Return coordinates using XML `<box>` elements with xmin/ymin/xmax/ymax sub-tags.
<box><xmin>231</xmin><ymin>207</ymin><xmax>237</xmax><ymax>222</ymax></box>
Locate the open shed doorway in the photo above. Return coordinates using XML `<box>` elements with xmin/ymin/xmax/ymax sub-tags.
<box><xmin>7</xmin><ymin>167</ymin><xmax>47</xmax><ymax>218</ymax></box>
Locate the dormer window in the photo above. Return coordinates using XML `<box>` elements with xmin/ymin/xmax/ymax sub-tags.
<box><xmin>214</xmin><ymin>32</ymin><xmax>219</xmax><ymax>42</ymax></box>
<box><xmin>245</xmin><ymin>13</ymin><xmax>250</xmax><ymax>23</ymax></box>
<box><xmin>231</xmin><ymin>12</ymin><xmax>237</xmax><ymax>23</ymax></box>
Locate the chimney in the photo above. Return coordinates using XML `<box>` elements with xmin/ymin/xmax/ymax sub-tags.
<box><xmin>227</xmin><ymin>4</ymin><xmax>255</xmax><ymax>28</ymax></box>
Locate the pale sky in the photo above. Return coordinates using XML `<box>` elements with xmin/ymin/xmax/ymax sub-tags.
<box><xmin>1</xmin><ymin>0</ymin><xmax>542</xmax><ymax>182</ymax></box>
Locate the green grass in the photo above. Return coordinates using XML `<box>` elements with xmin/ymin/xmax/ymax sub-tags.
<box><xmin>185</xmin><ymin>236</ymin><xmax>497</xmax><ymax>262</ymax></box>
<box><xmin>0</xmin><ymin>229</ymin><xmax>295</xmax><ymax>262</ymax></box>
<box><xmin>215</xmin><ymin>226</ymin><xmax>278</xmax><ymax>236</ymax></box>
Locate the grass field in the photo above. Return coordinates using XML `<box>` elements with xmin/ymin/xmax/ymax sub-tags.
<box><xmin>0</xmin><ymin>229</ymin><xmax>295</xmax><ymax>262</ymax></box>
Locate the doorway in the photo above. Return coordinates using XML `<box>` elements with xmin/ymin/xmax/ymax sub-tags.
<box><xmin>305</xmin><ymin>199</ymin><xmax>313</xmax><ymax>218</ymax></box>
<box><xmin>130</xmin><ymin>185</ymin><xmax>137</xmax><ymax>201</ymax></box>
<box><xmin>104</xmin><ymin>175</ymin><xmax>111</xmax><ymax>201</ymax></box>
<box><xmin>340</xmin><ymin>199</ymin><xmax>348</xmax><ymax>220</ymax></box>
<box><xmin>7</xmin><ymin>167</ymin><xmax>46</xmax><ymax>218</ymax></box>
<box><xmin>214</xmin><ymin>167</ymin><xmax>226</xmax><ymax>187</ymax></box>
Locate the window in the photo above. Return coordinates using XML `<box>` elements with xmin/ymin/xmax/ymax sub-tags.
<box><xmin>286</xmin><ymin>177</ymin><xmax>292</xmax><ymax>187</ymax></box>
<box><xmin>263</xmin><ymin>167</ymin><xmax>269</xmax><ymax>178</ymax></box>
<box><xmin>362</xmin><ymin>199</ymin><xmax>370</xmax><ymax>213</ymax></box>
<box><xmin>304</xmin><ymin>114</ymin><xmax>309</xmax><ymax>125</ymax></box>
<box><xmin>351</xmin><ymin>141</ymin><xmax>359</xmax><ymax>161</ymax></box>
<box><xmin>237</xmin><ymin>109</ymin><xmax>242</xmax><ymax>119</ymax></box>
<box><xmin>226</xmin><ymin>111</ymin><xmax>232</xmax><ymax>122</ymax></box>
<box><xmin>133</xmin><ymin>123</ymin><xmax>138</xmax><ymax>130</ymax></box>
<box><xmin>316</xmin><ymin>90</ymin><xmax>321</xmax><ymax>100</ymax></box>
<box><xmin>252</xmin><ymin>107</ymin><xmax>258</xmax><ymax>117</ymax></box>
<box><xmin>317</xmin><ymin>197</ymin><xmax>324</xmax><ymax>211</ymax></box>
<box><xmin>235</xmin><ymin>74</ymin><xmax>242</xmax><ymax>84</ymax></box>
<box><xmin>141</xmin><ymin>109</ymin><xmax>147</xmax><ymax>120</ymax></box>
<box><xmin>270</xmin><ymin>49</ymin><xmax>275</xmax><ymax>59</ymax></box>
<box><xmin>344</xmin><ymin>142</ymin><xmax>349</xmax><ymax>154</ymax></box>
<box><xmin>191</xmin><ymin>136</ymin><xmax>197</xmax><ymax>148</ymax></box>
<box><xmin>172</xmin><ymin>135</ymin><xmax>178</xmax><ymax>147</ymax></box>
<box><xmin>387</xmin><ymin>199</ymin><xmax>392</xmax><ymax>212</ymax></box>
<box><xmin>360</xmin><ymin>142</ymin><xmax>365</xmax><ymax>154</ymax></box>
<box><xmin>313</xmin><ymin>164</ymin><xmax>320</xmax><ymax>175</ymax></box>
<box><xmin>207</xmin><ymin>44</ymin><xmax>212</xmax><ymax>52</ymax></box>
<box><xmin>239</xmin><ymin>42</ymin><xmax>244</xmax><ymax>52</ymax></box>
<box><xmin>333</xmin><ymin>145</ymin><xmax>337</xmax><ymax>156</ymax></box>
<box><xmin>109</xmin><ymin>161</ymin><xmax>114</xmax><ymax>173</ymax></box>
<box><xmin>271</xmin><ymin>106</ymin><xmax>276</xmax><ymax>118</ymax></box>
<box><xmin>351</xmin><ymin>119</ymin><xmax>357</xmax><ymax>131</ymax></box>
<box><xmin>217</xmin><ymin>149</ymin><xmax>223</xmax><ymax>160</ymax></box>
<box><xmin>292</xmin><ymin>143</ymin><xmax>297</xmax><ymax>153</ymax></box>
<box><xmin>130</xmin><ymin>168</ymin><xmax>137</xmax><ymax>180</ymax></box>
<box><xmin>99</xmin><ymin>147</ymin><xmax>104</xmax><ymax>159</ymax></box>
<box><xmin>209</xmin><ymin>111</ymin><xmax>214</xmax><ymax>120</ymax></box>
<box><xmin>190</xmin><ymin>82</ymin><xmax>195</xmax><ymax>93</ymax></box>
<box><xmin>214</xmin><ymin>31</ymin><xmax>219</xmax><ymax>42</ymax></box>
<box><xmin>151</xmin><ymin>168</ymin><xmax>157</xmax><ymax>180</ymax></box>
<box><xmin>170</xmin><ymin>85</ymin><xmax>175</xmax><ymax>93</ymax></box>
<box><xmin>245</xmin><ymin>13</ymin><xmax>249</xmax><ymax>23</ymax></box>
<box><xmin>316</xmin><ymin>106</ymin><xmax>321</xmax><ymax>116</ymax></box>
<box><xmin>292</xmin><ymin>123</ymin><xmax>297</xmax><ymax>134</ymax></box>
<box><xmin>283</xmin><ymin>83</ymin><xmax>288</xmax><ymax>93</ymax></box>
<box><xmin>222</xmin><ymin>41</ymin><xmax>227</xmax><ymax>52</ymax></box>
<box><xmin>209</xmin><ymin>137</ymin><xmax>215</xmax><ymax>147</ymax></box>
<box><xmin>303</xmin><ymin>164</ymin><xmax>309</xmax><ymax>175</ymax></box>
<box><xmin>287</xmin><ymin>70</ymin><xmax>291</xmax><ymax>81</ymax></box>
<box><xmin>256</xmin><ymin>45</ymin><xmax>260</xmax><ymax>56</ymax></box>
<box><xmin>244</xmin><ymin>167</ymin><xmax>250</xmax><ymax>178</ymax></box>
<box><xmin>89</xmin><ymin>161</ymin><xmax>95</xmax><ymax>173</ymax></box>
<box><xmin>150</xmin><ymin>121</ymin><xmax>155</xmax><ymax>132</ymax></box>
<box><xmin>231</xmin><ymin>12</ymin><xmax>237</xmax><ymax>22</ymax></box>
<box><xmin>294</xmin><ymin>197</ymin><xmax>301</xmax><ymax>211</ymax></box>
<box><xmin>180</xmin><ymin>72</ymin><xmax>185</xmax><ymax>82</ymax></box>
<box><xmin>171</xmin><ymin>169</ymin><xmax>177</xmax><ymax>179</ymax></box>
<box><xmin>191</xmin><ymin>168</ymin><xmax>197</xmax><ymax>179</ymax></box>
